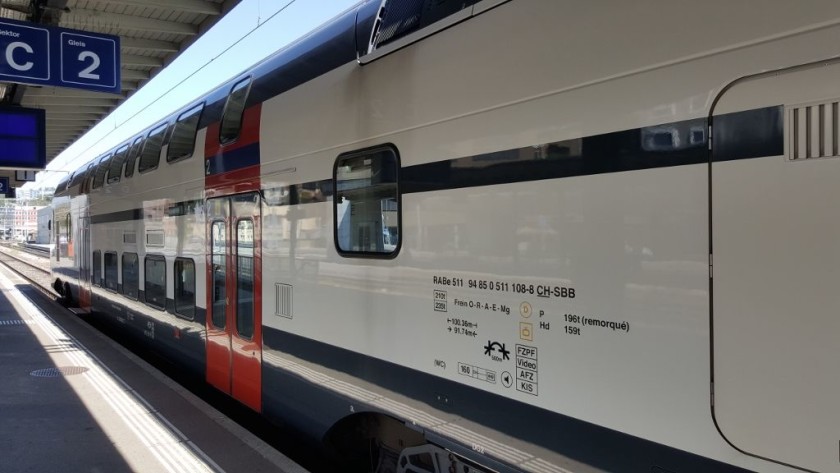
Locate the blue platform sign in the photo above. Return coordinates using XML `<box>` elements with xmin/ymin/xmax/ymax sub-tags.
<box><xmin>0</xmin><ymin>177</ymin><xmax>9</xmax><ymax>197</ymax></box>
<box><xmin>0</xmin><ymin>106</ymin><xmax>46</xmax><ymax>170</ymax></box>
<box><xmin>0</xmin><ymin>18</ymin><xmax>120</xmax><ymax>94</ymax></box>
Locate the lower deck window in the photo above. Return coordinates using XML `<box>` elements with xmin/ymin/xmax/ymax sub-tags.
<box><xmin>104</xmin><ymin>252</ymin><xmax>118</xmax><ymax>291</ymax></box>
<box><xmin>122</xmin><ymin>253</ymin><xmax>139</xmax><ymax>299</ymax></box>
<box><xmin>174</xmin><ymin>258</ymin><xmax>195</xmax><ymax>320</ymax></box>
<box><xmin>144</xmin><ymin>255</ymin><xmax>166</xmax><ymax>309</ymax></box>
<box><xmin>92</xmin><ymin>250</ymin><xmax>101</xmax><ymax>286</ymax></box>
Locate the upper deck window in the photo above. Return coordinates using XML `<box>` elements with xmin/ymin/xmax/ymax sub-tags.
<box><xmin>124</xmin><ymin>137</ymin><xmax>144</xmax><ymax>178</ymax></box>
<box><xmin>81</xmin><ymin>163</ymin><xmax>95</xmax><ymax>194</ymax></box>
<box><xmin>68</xmin><ymin>165</ymin><xmax>86</xmax><ymax>189</ymax></box>
<box><xmin>55</xmin><ymin>176</ymin><xmax>69</xmax><ymax>194</ymax></box>
<box><xmin>220</xmin><ymin>78</ymin><xmax>251</xmax><ymax>145</ymax></box>
<box><xmin>92</xmin><ymin>154</ymin><xmax>111</xmax><ymax>189</ymax></box>
<box><xmin>138</xmin><ymin>124</ymin><xmax>168</xmax><ymax>173</ymax></box>
<box><xmin>368</xmin><ymin>0</ymin><xmax>481</xmax><ymax>52</ymax></box>
<box><xmin>167</xmin><ymin>103</ymin><xmax>204</xmax><ymax>162</ymax></box>
<box><xmin>108</xmin><ymin>145</ymin><xmax>129</xmax><ymax>184</ymax></box>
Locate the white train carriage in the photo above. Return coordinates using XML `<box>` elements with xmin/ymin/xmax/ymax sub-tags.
<box><xmin>49</xmin><ymin>1</ymin><xmax>840</xmax><ymax>471</ymax></box>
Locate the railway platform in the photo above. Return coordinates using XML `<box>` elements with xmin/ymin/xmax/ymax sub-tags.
<box><xmin>0</xmin><ymin>259</ymin><xmax>307</xmax><ymax>473</ymax></box>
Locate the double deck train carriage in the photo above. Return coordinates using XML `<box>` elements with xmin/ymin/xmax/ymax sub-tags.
<box><xmin>49</xmin><ymin>1</ymin><xmax>840</xmax><ymax>472</ymax></box>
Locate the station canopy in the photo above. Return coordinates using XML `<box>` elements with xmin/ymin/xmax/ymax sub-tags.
<box><xmin>0</xmin><ymin>0</ymin><xmax>240</xmax><ymax>192</ymax></box>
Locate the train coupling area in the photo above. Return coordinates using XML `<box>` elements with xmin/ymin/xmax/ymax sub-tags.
<box><xmin>0</xmin><ymin>263</ymin><xmax>307</xmax><ymax>473</ymax></box>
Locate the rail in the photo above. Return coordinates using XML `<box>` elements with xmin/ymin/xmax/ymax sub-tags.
<box><xmin>0</xmin><ymin>244</ymin><xmax>54</xmax><ymax>298</ymax></box>
<box><xmin>19</xmin><ymin>243</ymin><xmax>52</xmax><ymax>258</ymax></box>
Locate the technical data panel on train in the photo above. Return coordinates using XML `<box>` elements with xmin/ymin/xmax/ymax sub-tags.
<box><xmin>431</xmin><ymin>274</ymin><xmax>634</xmax><ymax>408</ymax></box>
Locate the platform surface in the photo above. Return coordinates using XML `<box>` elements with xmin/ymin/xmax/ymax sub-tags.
<box><xmin>0</xmin><ymin>263</ymin><xmax>307</xmax><ymax>473</ymax></box>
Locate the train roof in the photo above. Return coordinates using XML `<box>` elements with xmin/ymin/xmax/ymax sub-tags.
<box><xmin>55</xmin><ymin>0</ymin><xmax>492</xmax><ymax>197</ymax></box>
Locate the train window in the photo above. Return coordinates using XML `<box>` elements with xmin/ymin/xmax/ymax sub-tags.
<box><xmin>92</xmin><ymin>250</ymin><xmax>101</xmax><ymax>287</ymax></box>
<box><xmin>53</xmin><ymin>214</ymin><xmax>60</xmax><ymax>261</ymax></box>
<box><xmin>367</xmin><ymin>0</ymin><xmax>481</xmax><ymax>52</ymax></box>
<box><xmin>68</xmin><ymin>168</ymin><xmax>85</xmax><ymax>188</ymax></box>
<box><xmin>220</xmin><ymin>78</ymin><xmax>251</xmax><ymax>144</ymax></box>
<box><xmin>104</xmin><ymin>252</ymin><xmax>118</xmax><ymax>292</ymax></box>
<box><xmin>210</xmin><ymin>221</ymin><xmax>226</xmax><ymax>329</ymax></box>
<box><xmin>108</xmin><ymin>145</ymin><xmax>129</xmax><ymax>184</ymax></box>
<box><xmin>167</xmin><ymin>104</ymin><xmax>204</xmax><ymax>163</ymax></box>
<box><xmin>236</xmin><ymin>219</ymin><xmax>254</xmax><ymax>339</ymax></box>
<box><xmin>122</xmin><ymin>253</ymin><xmax>139</xmax><ymax>300</ymax></box>
<box><xmin>92</xmin><ymin>154</ymin><xmax>112</xmax><ymax>189</ymax></box>
<box><xmin>65</xmin><ymin>214</ymin><xmax>72</xmax><ymax>244</ymax></box>
<box><xmin>124</xmin><ymin>137</ymin><xmax>144</xmax><ymax>178</ymax></box>
<box><xmin>55</xmin><ymin>176</ymin><xmax>69</xmax><ymax>194</ymax></box>
<box><xmin>334</xmin><ymin>146</ymin><xmax>401</xmax><ymax>256</ymax></box>
<box><xmin>138</xmin><ymin>124</ymin><xmax>168</xmax><ymax>174</ymax></box>
<box><xmin>173</xmin><ymin>258</ymin><xmax>195</xmax><ymax>320</ymax></box>
<box><xmin>144</xmin><ymin>255</ymin><xmax>166</xmax><ymax>309</ymax></box>
<box><xmin>81</xmin><ymin>162</ymin><xmax>96</xmax><ymax>194</ymax></box>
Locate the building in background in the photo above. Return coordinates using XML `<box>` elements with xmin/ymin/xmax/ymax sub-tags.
<box><xmin>0</xmin><ymin>200</ymin><xmax>47</xmax><ymax>242</ymax></box>
<box><xmin>14</xmin><ymin>205</ymin><xmax>42</xmax><ymax>241</ymax></box>
<box><xmin>0</xmin><ymin>203</ymin><xmax>12</xmax><ymax>240</ymax></box>
<box><xmin>15</xmin><ymin>186</ymin><xmax>55</xmax><ymax>203</ymax></box>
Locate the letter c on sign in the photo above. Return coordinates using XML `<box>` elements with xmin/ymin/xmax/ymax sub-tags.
<box><xmin>6</xmin><ymin>41</ymin><xmax>34</xmax><ymax>71</ymax></box>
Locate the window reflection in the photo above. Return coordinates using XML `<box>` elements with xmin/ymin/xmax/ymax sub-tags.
<box><xmin>236</xmin><ymin>219</ymin><xmax>254</xmax><ymax>339</ymax></box>
<box><xmin>122</xmin><ymin>253</ymin><xmax>139</xmax><ymax>299</ymax></box>
<box><xmin>104</xmin><ymin>252</ymin><xmax>118</xmax><ymax>291</ymax></box>
<box><xmin>174</xmin><ymin>259</ymin><xmax>195</xmax><ymax>320</ymax></box>
<box><xmin>211</xmin><ymin>221</ymin><xmax>226</xmax><ymax>329</ymax></box>
<box><xmin>144</xmin><ymin>256</ymin><xmax>166</xmax><ymax>309</ymax></box>
<box><xmin>335</xmin><ymin>148</ymin><xmax>399</xmax><ymax>255</ymax></box>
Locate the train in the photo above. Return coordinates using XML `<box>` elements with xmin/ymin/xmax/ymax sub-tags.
<box><xmin>47</xmin><ymin>0</ymin><xmax>840</xmax><ymax>472</ymax></box>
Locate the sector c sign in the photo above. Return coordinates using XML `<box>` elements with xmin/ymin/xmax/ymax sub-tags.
<box><xmin>0</xmin><ymin>18</ymin><xmax>120</xmax><ymax>94</ymax></box>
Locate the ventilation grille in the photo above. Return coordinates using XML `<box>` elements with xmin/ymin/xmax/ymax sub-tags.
<box><xmin>275</xmin><ymin>283</ymin><xmax>293</xmax><ymax>318</ymax></box>
<box><xmin>123</xmin><ymin>232</ymin><xmax>136</xmax><ymax>244</ymax></box>
<box><xmin>788</xmin><ymin>101</ymin><xmax>840</xmax><ymax>160</ymax></box>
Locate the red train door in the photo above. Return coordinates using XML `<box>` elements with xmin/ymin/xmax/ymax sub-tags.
<box><xmin>206</xmin><ymin>193</ymin><xmax>262</xmax><ymax>412</ymax></box>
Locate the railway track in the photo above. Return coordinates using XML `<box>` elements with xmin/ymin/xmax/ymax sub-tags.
<box><xmin>0</xmin><ymin>243</ymin><xmax>54</xmax><ymax>296</ymax></box>
<box><xmin>19</xmin><ymin>243</ymin><xmax>52</xmax><ymax>258</ymax></box>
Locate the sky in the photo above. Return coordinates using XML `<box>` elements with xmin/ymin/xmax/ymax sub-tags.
<box><xmin>29</xmin><ymin>0</ymin><xmax>361</xmax><ymax>190</ymax></box>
